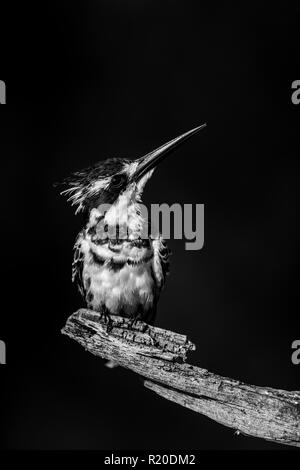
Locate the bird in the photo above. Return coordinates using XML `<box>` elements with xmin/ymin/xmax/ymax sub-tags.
<box><xmin>59</xmin><ymin>124</ymin><xmax>206</xmax><ymax>327</ymax></box>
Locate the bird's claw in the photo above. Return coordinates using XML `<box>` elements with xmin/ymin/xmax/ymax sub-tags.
<box><xmin>128</xmin><ymin>314</ymin><xmax>141</xmax><ymax>330</ymax></box>
<box><xmin>100</xmin><ymin>308</ymin><xmax>113</xmax><ymax>333</ymax></box>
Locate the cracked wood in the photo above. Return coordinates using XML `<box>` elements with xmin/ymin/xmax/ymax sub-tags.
<box><xmin>62</xmin><ymin>308</ymin><xmax>300</xmax><ymax>448</ymax></box>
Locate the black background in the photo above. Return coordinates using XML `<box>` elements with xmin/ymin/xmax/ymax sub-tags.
<box><xmin>0</xmin><ymin>1</ymin><xmax>299</xmax><ymax>450</ymax></box>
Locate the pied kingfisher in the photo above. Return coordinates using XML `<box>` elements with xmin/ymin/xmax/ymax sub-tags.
<box><xmin>59</xmin><ymin>125</ymin><xmax>206</xmax><ymax>325</ymax></box>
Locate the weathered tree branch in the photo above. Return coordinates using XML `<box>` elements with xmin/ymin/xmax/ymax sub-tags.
<box><xmin>62</xmin><ymin>308</ymin><xmax>300</xmax><ymax>448</ymax></box>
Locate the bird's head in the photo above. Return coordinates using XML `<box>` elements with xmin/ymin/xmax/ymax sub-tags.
<box><xmin>58</xmin><ymin>124</ymin><xmax>206</xmax><ymax>220</ymax></box>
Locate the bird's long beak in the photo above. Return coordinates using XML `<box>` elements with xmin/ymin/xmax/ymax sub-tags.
<box><xmin>133</xmin><ymin>124</ymin><xmax>206</xmax><ymax>182</ymax></box>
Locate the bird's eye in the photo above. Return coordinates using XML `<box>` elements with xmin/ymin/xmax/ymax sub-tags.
<box><xmin>111</xmin><ymin>174</ymin><xmax>126</xmax><ymax>187</ymax></box>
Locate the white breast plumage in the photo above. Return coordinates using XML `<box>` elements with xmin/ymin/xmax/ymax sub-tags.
<box><xmin>72</xmin><ymin>213</ymin><xmax>170</xmax><ymax>322</ymax></box>
<box><xmin>83</xmin><ymin>260</ymin><xmax>155</xmax><ymax>316</ymax></box>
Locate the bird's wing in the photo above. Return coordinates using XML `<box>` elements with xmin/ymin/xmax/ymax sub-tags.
<box><xmin>151</xmin><ymin>236</ymin><xmax>171</xmax><ymax>293</ymax></box>
<box><xmin>72</xmin><ymin>231</ymin><xmax>85</xmax><ymax>297</ymax></box>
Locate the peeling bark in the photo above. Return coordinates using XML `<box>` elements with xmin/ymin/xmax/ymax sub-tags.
<box><xmin>62</xmin><ymin>308</ymin><xmax>300</xmax><ymax>448</ymax></box>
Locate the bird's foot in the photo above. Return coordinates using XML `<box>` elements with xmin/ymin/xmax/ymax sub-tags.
<box><xmin>100</xmin><ymin>307</ymin><xmax>113</xmax><ymax>333</ymax></box>
<box><xmin>128</xmin><ymin>313</ymin><xmax>142</xmax><ymax>330</ymax></box>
